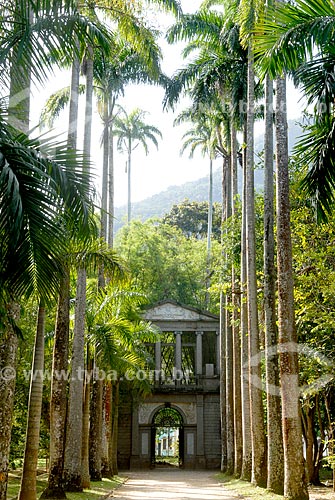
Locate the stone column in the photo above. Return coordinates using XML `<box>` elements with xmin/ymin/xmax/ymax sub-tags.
<box><xmin>130</xmin><ymin>404</ymin><xmax>140</xmax><ymax>468</ymax></box>
<box><xmin>174</xmin><ymin>331</ymin><xmax>182</xmax><ymax>383</ymax></box>
<box><xmin>216</xmin><ymin>330</ymin><xmax>220</xmax><ymax>375</ymax></box>
<box><xmin>154</xmin><ymin>340</ymin><xmax>161</xmax><ymax>383</ymax></box>
<box><xmin>195</xmin><ymin>331</ymin><xmax>203</xmax><ymax>376</ymax></box>
<box><xmin>196</xmin><ymin>394</ymin><xmax>205</xmax><ymax>467</ymax></box>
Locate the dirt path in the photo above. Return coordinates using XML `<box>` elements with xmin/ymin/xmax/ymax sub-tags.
<box><xmin>112</xmin><ymin>469</ymin><xmax>239</xmax><ymax>500</ymax></box>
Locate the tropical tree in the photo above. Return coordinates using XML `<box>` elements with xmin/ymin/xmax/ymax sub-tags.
<box><xmin>0</xmin><ymin>1</ymin><xmax>113</xmax><ymax>493</ymax></box>
<box><xmin>259</xmin><ymin>0</ymin><xmax>284</xmax><ymax>492</ymax></box>
<box><xmin>263</xmin><ymin>51</ymin><xmax>284</xmax><ymax>498</ymax></box>
<box><xmin>253</xmin><ymin>1</ymin><xmax>335</xmax><ymax>497</ymax></box>
<box><xmin>0</xmin><ymin>125</ymin><xmax>95</xmax><ymax>499</ymax></box>
<box><xmin>175</xmin><ymin>109</ymin><xmax>218</xmax><ymax>305</ymax></box>
<box><xmin>115</xmin><ymin>219</ymin><xmax>222</xmax><ymax>311</ymax></box>
<box><xmin>163</xmin><ymin>200</ymin><xmax>222</xmax><ymax>241</ymax></box>
<box><xmin>84</xmin><ymin>280</ymin><xmax>159</xmax><ymax>476</ymax></box>
<box><xmin>113</xmin><ymin>107</ymin><xmax>162</xmax><ymax>222</ymax></box>
<box><xmin>238</xmin><ymin>0</ymin><xmax>267</xmax><ymax>486</ymax></box>
<box><xmin>254</xmin><ymin>0</ymin><xmax>335</xmax><ymax>219</ymax></box>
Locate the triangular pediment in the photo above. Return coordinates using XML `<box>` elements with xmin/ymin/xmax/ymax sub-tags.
<box><xmin>143</xmin><ymin>300</ymin><xmax>218</xmax><ymax>322</ymax></box>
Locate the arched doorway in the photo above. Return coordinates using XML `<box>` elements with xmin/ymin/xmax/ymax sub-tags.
<box><xmin>151</xmin><ymin>406</ymin><xmax>184</xmax><ymax>468</ymax></box>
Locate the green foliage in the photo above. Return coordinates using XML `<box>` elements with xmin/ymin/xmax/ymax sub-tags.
<box><xmin>0</xmin><ymin>0</ymin><xmax>113</xmax><ymax>88</ymax></box>
<box><xmin>7</xmin><ymin>473</ymin><xmax>124</xmax><ymax>500</ymax></box>
<box><xmin>288</xmin><ymin>169</ymin><xmax>335</xmax><ymax>441</ymax></box>
<box><xmin>163</xmin><ymin>199</ymin><xmax>222</xmax><ymax>240</ymax></box>
<box><xmin>115</xmin><ymin>219</ymin><xmax>221</xmax><ymax>311</ymax></box>
<box><xmin>0</xmin><ymin>124</ymin><xmax>95</xmax><ymax>304</ymax></box>
<box><xmin>254</xmin><ymin>0</ymin><xmax>335</xmax><ymax>218</ymax></box>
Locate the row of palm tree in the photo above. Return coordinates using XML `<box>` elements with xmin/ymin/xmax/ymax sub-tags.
<box><xmin>163</xmin><ymin>0</ymin><xmax>335</xmax><ymax>498</ymax></box>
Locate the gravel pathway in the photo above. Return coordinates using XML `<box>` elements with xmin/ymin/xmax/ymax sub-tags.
<box><xmin>112</xmin><ymin>469</ymin><xmax>240</xmax><ymax>500</ymax></box>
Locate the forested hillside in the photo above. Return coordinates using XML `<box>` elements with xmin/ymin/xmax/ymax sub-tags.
<box><xmin>114</xmin><ymin>119</ymin><xmax>302</xmax><ymax>232</ymax></box>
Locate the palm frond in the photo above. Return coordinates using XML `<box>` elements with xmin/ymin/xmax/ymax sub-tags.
<box><xmin>39</xmin><ymin>84</ymin><xmax>86</xmax><ymax>129</ymax></box>
<box><xmin>0</xmin><ymin>124</ymin><xmax>95</xmax><ymax>301</ymax></box>
<box><xmin>254</xmin><ymin>0</ymin><xmax>335</xmax><ymax>78</ymax></box>
<box><xmin>295</xmin><ymin>118</ymin><xmax>335</xmax><ymax>220</ymax></box>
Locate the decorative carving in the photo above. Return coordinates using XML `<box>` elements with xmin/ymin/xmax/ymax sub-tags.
<box><xmin>138</xmin><ymin>403</ymin><xmax>160</xmax><ymax>424</ymax></box>
<box><xmin>144</xmin><ymin>303</ymin><xmax>201</xmax><ymax>321</ymax></box>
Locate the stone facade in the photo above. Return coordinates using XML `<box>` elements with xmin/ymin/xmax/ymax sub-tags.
<box><xmin>117</xmin><ymin>300</ymin><xmax>221</xmax><ymax>470</ymax></box>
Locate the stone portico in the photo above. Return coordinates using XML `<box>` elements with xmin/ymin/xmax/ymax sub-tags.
<box><xmin>118</xmin><ymin>300</ymin><xmax>221</xmax><ymax>470</ymax></box>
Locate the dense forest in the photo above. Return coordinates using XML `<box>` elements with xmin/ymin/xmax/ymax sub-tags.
<box><xmin>1</xmin><ymin>2</ymin><xmax>335</xmax><ymax>500</ymax></box>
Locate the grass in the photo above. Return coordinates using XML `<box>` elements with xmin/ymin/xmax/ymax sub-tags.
<box><xmin>216</xmin><ymin>473</ymin><xmax>284</xmax><ymax>500</ymax></box>
<box><xmin>155</xmin><ymin>455</ymin><xmax>179</xmax><ymax>466</ymax></box>
<box><xmin>7</xmin><ymin>471</ymin><xmax>125</xmax><ymax>500</ymax></box>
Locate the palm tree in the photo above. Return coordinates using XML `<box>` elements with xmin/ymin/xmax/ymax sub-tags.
<box><xmin>1</xmin><ymin>3</ymin><xmax>112</xmax><ymax>496</ymax></box>
<box><xmin>176</xmin><ymin>110</ymin><xmax>218</xmax><ymax>306</ymax></box>
<box><xmin>239</xmin><ymin>0</ymin><xmax>267</xmax><ymax>486</ymax></box>
<box><xmin>18</xmin><ymin>301</ymin><xmax>45</xmax><ymax>500</ymax></box>
<box><xmin>93</xmin><ymin>40</ymin><xmax>168</xmax><ymax>247</ymax></box>
<box><xmin>253</xmin><ymin>2</ymin><xmax>335</xmax><ymax>497</ymax></box>
<box><xmin>254</xmin><ymin>0</ymin><xmax>335</xmax><ymax>219</ymax></box>
<box><xmin>84</xmin><ymin>281</ymin><xmax>158</xmax><ymax>476</ymax></box>
<box><xmin>263</xmin><ymin>68</ymin><xmax>284</xmax><ymax>496</ymax></box>
<box><xmin>262</xmin><ymin>1</ymin><xmax>284</xmax><ymax>492</ymax></box>
<box><xmin>0</xmin><ymin>125</ymin><xmax>95</xmax><ymax>500</ymax></box>
<box><xmin>62</xmin><ymin>39</ymin><xmax>95</xmax><ymax>493</ymax></box>
<box><xmin>113</xmin><ymin>107</ymin><xmax>162</xmax><ymax>222</ymax></box>
<box><xmin>276</xmin><ymin>72</ymin><xmax>309</xmax><ymax>500</ymax></box>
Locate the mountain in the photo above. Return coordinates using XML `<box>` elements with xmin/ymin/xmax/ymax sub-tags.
<box><xmin>114</xmin><ymin>119</ymin><xmax>303</xmax><ymax>234</ymax></box>
<box><xmin>114</xmin><ymin>168</ymin><xmax>223</xmax><ymax>233</ymax></box>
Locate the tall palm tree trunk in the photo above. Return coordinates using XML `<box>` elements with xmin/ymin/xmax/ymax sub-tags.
<box><xmin>19</xmin><ymin>301</ymin><xmax>45</xmax><ymax>500</ymax></box>
<box><xmin>246</xmin><ymin>46</ymin><xmax>266</xmax><ymax>487</ymax></box>
<box><xmin>98</xmin><ymin>93</ymin><xmax>109</xmax><ymax>288</ymax></box>
<box><xmin>81</xmin><ymin>353</ymin><xmax>92</xmax><ymax>489</ymax></box>
<box><xmin>89</xmin><ymin>376</ymin><xmax>103</xmax><ymax>480</ymax></box>
<box><xmin>63</xmin><ymin>268</ymin><xmax>86</xmax><ymax>491</ymax></box>
<box><xmin>0</xmin><ymin>305</ymin><xmax>20</xmax><ymax>500</ymax></box>
<box><xmin>101</xmin><ymin>383</ymin><xmax>111</xmax><ymax>477</ymax></box>
<box><xmin>101</xmin><ymin>94</ymin><xmax>109</xmax><ymax>244</ymax></box>
<box><xmin>240</xmin><ymin>131</ymin><xmax>252</xmax><ymax>480</ymax></box>
<box><xmin>264</xmin><ymin>73</ymin><xmax>284</xmax><ymax>494</ymax></box>
<box><xmin>275</xmin><ymin>76</ymin><xmax>309</xmax><ymax>500</ymax></box>
<box><xmin>127</xmin><ymin>138</ymin><xmax>132</xmax><ymax>223</ymax></box>
<box><xmin>111</xmin><ymin>381</ymin><xmax>120</xmax><ymax>474</ymax></box>
<box><xmin>68</xmin><ymin>55</ymin><xmax>80</xmax><ymax>150</ymax></box>
<box><xmin>231</xmin><ymin>125</ymin><xmax>242</xmax><ymax>476</ymax></box>
<box><xmin>205</xmin><ymin>158</ymin><xmax>213</xmax><ymax>307</ymax></box>
<box><xmin>64</xmin><ymin>46</ymin><xmax>94</xmax><ymax>490</ymax></box>
<box><xmin>225</xmin><ymin>152</ymin><xmax>234</xmax><ymax>475</ymax></box>
<box><xmin>41</xmin><ymin>272</ymin><xmax>70</xmax><ymax>499</ymax></box>
<box><xmin>43</xmin><ymin>51</ymin><xmax>80</xmax><ymax>497</ymax></box>
<box><xmin>107</xmin><ymin>382</ymin><xmax>115</xmax><ymax>476</ymax></box>
<box><xmin>220</xmin><ymin>155</ymin><xmax>229</xmax><ymax>472</ymax></box>
<box><xmin>108</xmin><ymin>98</ymin><xmax>116</xmax><ymax>248</ymax></box>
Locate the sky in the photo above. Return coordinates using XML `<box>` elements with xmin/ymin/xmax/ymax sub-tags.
<box><xmin>30</xmin><ymin>0</ymin><xmax>306</xmax><ymax>209</ymax></box>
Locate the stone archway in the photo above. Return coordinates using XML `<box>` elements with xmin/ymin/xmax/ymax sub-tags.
<box><xmin>150</xmin><ymin>406</ymin><xmax>184</xmax><ymax>468</ymax></box>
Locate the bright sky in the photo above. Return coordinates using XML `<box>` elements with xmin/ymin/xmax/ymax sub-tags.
<box><xmin>30</xmin><ymin>0</ymin><xmax>305</xmax><ymax>209</ymax></box>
